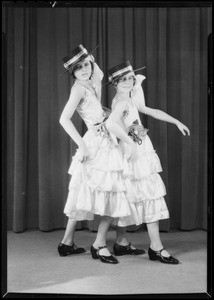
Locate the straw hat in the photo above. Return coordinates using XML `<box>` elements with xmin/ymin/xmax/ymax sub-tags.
<box><xmin>59</xmin><ymin>44</ymin><xmax>98</xmax><ymax>77</ymax></box>
<box><xmin>106</xmin><ymin>60</ymin><xmax>146</xmax><ymax>85</ymax></box>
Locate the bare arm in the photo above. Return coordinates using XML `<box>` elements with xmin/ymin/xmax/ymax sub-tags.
<box><xmin>133</xmin><ymin>77</ymin><xmax>190</xmax><ymax>136</ymax></box>
<box><xmin>93</xmin><ymin>62</ymin><xmax>103</xmax><ymax>102</ymax></box>
<box><xmin>139</xmin><ymin>106</ymin><xmax>190</xmax><ymax>136</ymax></box>
<box><xmin>59</xmin><ymin>85</ymin><xmax>90</xmax><ymax>161</ymax></box>
<box><xmin>59</xmin><ymin>86</ymin><xmax>85</xmax><ymax>146</ymax></box>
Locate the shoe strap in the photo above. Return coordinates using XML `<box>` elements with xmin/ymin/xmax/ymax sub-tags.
<box><xmin>123</xmin><ymin>242</ymin><xmax>131</xmax><ymax>249</ymax></box>
<box><xmin>159</xmin><ymin>248</ymin><xmax>174</xmax><ymax>259</ymax></box>
<box><xmin>116</xmin><ymin>242</ymin><xmax>131</xmax><ymax>249</ymax></box>
<box><xmin>126</xmin><ymin>243</ymin><xmax>131</xmax><ymax>249</ymax></box>
<box><xmin>152</xmin><ymin>247</ymin><xmax>165</xmax><ymax>254</ymax></box>
<box><xmin>159</xmin><ymin>248</ymin><xmax>173</xmax><ymax>258</ymax></box>
<box><xmin>60</xmin><ymin>243</ymin><xmax>75</xmax><ymax>248</ymax></box>
<box><xmin>97</xmin><ymin>245</ymin><xmax>107</xmax><ymax>250</ymax></box>
<box><xmin>71</xmin><ymin>243</ymin><xmax>77</xmax><ymax>249</ymax></box>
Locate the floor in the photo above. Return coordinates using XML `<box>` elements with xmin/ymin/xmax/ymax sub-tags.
<box><xmin>5</xmin><ymin>229</ymin><xmax>208</xmax><ymax>297</ymax></box>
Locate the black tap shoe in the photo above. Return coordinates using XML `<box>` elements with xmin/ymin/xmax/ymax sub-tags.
<box><xmin>113</xmin><ymin>243</ymin><xmax>146</xmax><ymax>256</ymax></box>
<box><xmin>90</xmin><ymin>245</ymin><xmax>119</xmax><ymax>264</ymax></box>
<box><xmin>148</xmin><ymin>247</ymin><xmax>179</xmax><ymax>264</ymax></box>
<box><xmin>58</xmin><ymin>243</ymin><xmax>86</xmax><ymax>256</ymax></box>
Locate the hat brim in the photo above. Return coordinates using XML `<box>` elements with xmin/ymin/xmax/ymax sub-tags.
<box><xmin>59</xmin><ymin>53</ymin><xmax>88</xmax><ymax>78</ymax></box>
<box><xmin>103</xmin><ymin>66</ymin><xmax>146</xmax><ymax>87</ymax></box>
<box><xmin>59</xmin><ymin>45</ymin><xmax>99</xmax><ymax>79</ymax></box>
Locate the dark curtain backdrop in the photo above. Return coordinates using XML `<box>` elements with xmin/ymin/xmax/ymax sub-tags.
<box><xmin>2</xmin><ymin>6</ymin><xmax>212</xmax><ymax>232</ymax></box>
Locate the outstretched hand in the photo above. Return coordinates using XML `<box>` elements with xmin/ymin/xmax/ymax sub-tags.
<box><xmin>176</xmin><ymin>121</ymin><xmax>190</xmax><ymax>136</ymax></box>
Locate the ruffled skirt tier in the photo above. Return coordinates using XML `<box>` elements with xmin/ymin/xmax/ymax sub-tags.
<box><xmin>115</xmin><ymin>135</ymin><xmax>169</xmax><ymax>227</ymax></box>
<box><xmin>64</xmin><ymin>128</ymin><xmax>169</xmax><ymax>227</ymax></box>
<box><xmin>64</xmin><ymin>128</ymin><xmax>133</xmax><ymax>221</ymax></box>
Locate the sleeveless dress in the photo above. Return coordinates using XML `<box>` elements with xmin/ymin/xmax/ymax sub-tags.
<box><xmin>63</xmin><ymin>78</ymin><xmax>133</xmax><ymax>223</ymax></box>
<box><xmin>112</xmin><ymin>76</ymin><xmax>169</xmax><ymax>227</ymax></box>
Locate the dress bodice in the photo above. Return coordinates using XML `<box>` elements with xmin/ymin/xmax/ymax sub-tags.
<box><xmin>112</xmin><ymin>96</ymin><xmax>141</xmax><ymax>129</ymax></box>
<box><xmin>112</xmin><ymin>74</ymin><xmax>146</xmax><ymax>129</ymax></box>
<box><xmin>74</xmin><ymin>83</ymin><xmax>106</xmax><ymax>129</ymax></box>
<box><xmin>123</xmin><ymin>98</ymin><xmax>141</xmax><ymax>128</ymax></box>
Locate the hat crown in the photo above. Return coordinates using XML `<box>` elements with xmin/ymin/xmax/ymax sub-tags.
<box><xmin>62</xmin><ymin>44</ymin><xmax>89</xmax><ymax>70</ymax></box>
<box><xmin>108</xmin><ymin>60</ymin><xmax>134</xmax><ymax>82</ymax></box>
<box><xmin>108</xmin><ymin>60</ymin><xmax>131</xmax><ymax>75</ymax></box>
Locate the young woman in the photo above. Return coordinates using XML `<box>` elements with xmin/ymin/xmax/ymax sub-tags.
<box><xmin>106</xmin><ymin>61</ymin><xmax>190</xmax><ymax>264</ymax></box>
<box><xmin>58</xmin><ymin>46</ymin><xmax>137</xmax><ymax>264</ymax></box>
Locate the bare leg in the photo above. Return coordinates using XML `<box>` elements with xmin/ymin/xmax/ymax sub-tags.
<box><xmin>61</xmin><ymin>218</ymin><xmax>77</xmax><ymax>246</ymax></box>
<box><xmin>115</xmin><ymin>226</ymin><xmax>136</xmax><ymax>249</ymax></box>
<box><xmin>146</xmin><ymin>221</ymin><xmax>170</xmax><ymax>257</ymax></box>
<box><xmin>58</xmin><ymin>218</ymin><xmax>86</xmax><ymax>256</ymax></box>
<box><xmin>93</xmin><ymin>215</ymin><xmax>113</xmax><ymax>256</ymax></box>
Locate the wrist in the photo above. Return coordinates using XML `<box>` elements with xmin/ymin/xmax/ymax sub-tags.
<box><xmin>126</xmin><ymin>138</ymin><xmax>134</xmax><ymax>145</ymax></box>
<box><xmin>174</xmin><ymin>119</ymin><xmax>180</xmax><ymax>126</ymax></box>
<box><xmin>78</xmin><ymin>140</ymin><xmax>86</xmax><ymax>148</ymax></box>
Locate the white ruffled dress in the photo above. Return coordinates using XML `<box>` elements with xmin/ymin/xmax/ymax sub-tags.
<box><xmin>63</xmin><ymin>73</ymin><xmax>133</xmax><ymax>223</ymax></box>
<box><xmin>113</xmin><ymin>75</ymin><xmax>170</xmax><ymax>227</ymax></box>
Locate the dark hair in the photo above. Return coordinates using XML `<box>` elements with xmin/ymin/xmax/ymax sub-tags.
<box><xmin>69</xmin><ymin>60</ymin><xmax>94</xmax><ymax>79</ymax></box>
<box><xmin>113</xmin><ymin>74</ymin><xmax>136</xmax><ymax>87</ymax></box>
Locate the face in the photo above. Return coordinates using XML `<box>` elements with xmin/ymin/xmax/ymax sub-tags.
<box><xmin>116</xmin><ymin>74</ymin><xmax>135</xmax><ymax>93</ymax></box>
<box><xmin>73</xmin><ymin>59</ymin><xmax>92</xmax><ymax>81</ymax></box>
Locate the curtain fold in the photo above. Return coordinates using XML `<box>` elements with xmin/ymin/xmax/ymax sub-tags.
<box><xmin>3</xmin><ymin>6</ymin><xmax>212</xmax><ymax>232</ymax></box>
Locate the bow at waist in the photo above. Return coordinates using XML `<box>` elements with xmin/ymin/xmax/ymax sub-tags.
<box><xmin>93</xmin><ymin>116</ymin><xmax>109</xmax><ymax>136</ymax></box>
<box><xmin>92</xmin><ymin>116</ymin><xmax>118</xmax><ymax>146</ymax></box>
<box><xmin>94</xmin><ymin>116</ymin><xmax>108</xmax><ymax>126</ymax></box>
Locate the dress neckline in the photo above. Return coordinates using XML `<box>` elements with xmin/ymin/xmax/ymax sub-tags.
<box><xmin>115</xmin><ymin>93</ymin><xmax>135</xmax><ymax>107</ymax></box>
<box><xmin>75</xmin><ymin>79</ymin><xmax>97</xmax><ymax>96</ymax></box>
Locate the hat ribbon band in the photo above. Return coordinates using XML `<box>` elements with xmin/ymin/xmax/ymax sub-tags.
<box><xmin>111</xmin><ymin>65</ymin><xmax>133</xmax><ymax>79</ymax></box>
<box><xmin>63</xmin><ymin>48</ymin><xmax>88</xmax><ymax>69</ymax></box>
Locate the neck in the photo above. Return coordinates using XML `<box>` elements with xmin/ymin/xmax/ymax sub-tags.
<box><xmin>76</xmin><ymin>78</ymin><xmax>90</xmax><ymax>84</ymax></box>
<box><xmin>75</xmin><ymin>79</ymin><xmax>96</xmax><ymax>94</ymax></box>
<box><xmin>116</xmin><ymin>90</ymin><xmax>131</xmax><ymax>98</ymax></box>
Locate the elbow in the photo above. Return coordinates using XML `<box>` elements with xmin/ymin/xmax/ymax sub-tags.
<box><xmin>141</xmin><ymin>106</ymin><xmax>148</xmax><ymax>115</ymax></box>
<box><xmin>59</xmin><ymin>116</ymin><xmax>63</xmax><ymax>126</ymax></box>
<box><xmin>59</xmin><ymin>115</ymin><xmax>65</xmax><ymax>127</ymax></box>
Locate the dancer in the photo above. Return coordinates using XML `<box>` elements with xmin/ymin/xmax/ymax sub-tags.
<box><xmin>106</xmin><ymin>61</ymin><xmax>190</xmax><ymax>264</ymax></box>
<box><xmin>58</xmin><ymin>46</ymin><xmax>137</xmax><ymax>264</ymax></box>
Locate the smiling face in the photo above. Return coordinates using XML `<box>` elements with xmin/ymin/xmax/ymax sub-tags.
<box><xmin>116</xmin><ymin>73</ymin><xmax>135</xmax><ymax>93</ymax></box>
<box><xmin>72</xmin><ymin>59</ymin><xmax>92</xmax><ymax>81</ymax></box>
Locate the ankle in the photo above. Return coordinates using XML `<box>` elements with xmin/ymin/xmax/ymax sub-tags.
<box><xmin>150</xmin><ymin>243</ymin><xmax>163</xmax><ymax>251</ymax></box>
<box><xmin>93</xmin><ymin>242</ymin><xmax>106</xmax><ymax>249</ymax></box>
<box><xmin>61</xmin><ymin>240</ymin><xmax>74</xmax><ymax>246</ymax></box>
<box><xmin>150</xmin><ymin>244</ymin><xmax>170</xmax><ymax>257</ymax></box>
<box><xmin>115</xmin><ymin>237</ymin><xmax>129</xmax><ymax>246</ymax></box>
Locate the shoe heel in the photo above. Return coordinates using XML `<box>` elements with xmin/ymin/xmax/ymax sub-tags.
<box><xmin>91</xmin><ymin>252</ymin><xmax>99</xmax><ymax>259</ymax></box>
<box><xmin>58</xmin><ymin>244</ymin><xmax>68</xmax><ymax>257</ymax></box>
<box><xmin>90</xmin><ymin>246</ymin><xmax>99</xmax><ymax>259</ymax></box>
<box><xmin>149</xmin><ymin>256</ymin><xmax>158</xmax><ymax>261</ymax></box>
<box><xmin>148</xmin><ymin>247</ymin><xmax>158</xmax><ymax>261</ymax></box>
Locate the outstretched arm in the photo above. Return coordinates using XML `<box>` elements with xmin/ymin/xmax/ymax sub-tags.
<box><xmin>139</xmin><ymin>106</ymin><xmax>190</xmax><ymax>136</ymax></box>
<box><xmin>133</xmin><ymin>76</ymin><xmax>190</xmax><ymax>136</ymax></box>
